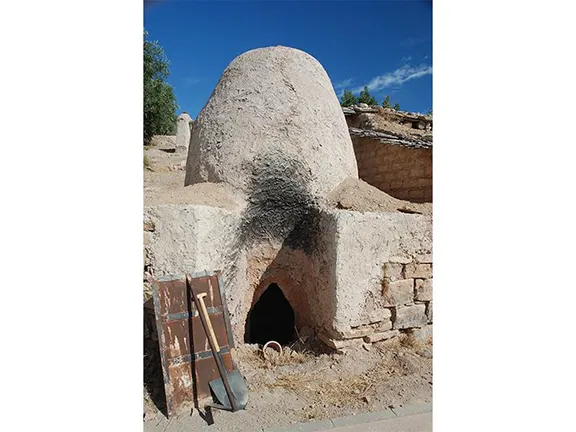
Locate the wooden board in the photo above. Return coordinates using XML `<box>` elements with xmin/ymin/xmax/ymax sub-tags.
<box><xmin>152</xmin><ymin>271</ymin><xmax>235</xmax><ymax>417</ymax></box>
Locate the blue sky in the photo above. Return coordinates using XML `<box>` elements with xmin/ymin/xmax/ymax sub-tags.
<box><xmin>144</xmin><ymin>0</ymin><xmax>432</xmax><ymax>117</ymax></box>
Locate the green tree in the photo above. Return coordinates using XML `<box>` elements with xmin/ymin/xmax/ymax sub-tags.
<box><xmin>382</xmin><ymin>95</ymin><xmax>391</xmax><ymax>109</ymax></box>
<box><xmin>340</xmin><ymin>90</ymin><xmax>359</xmax><ymax>107</ymax></box>
<box><xmin>144</xmin><ymin>30</ymin><xmax>178</xmax><ymax>145</ymax></box>
<box><xmin>428</xmin><ymin>108</ymin><xmax>433</xmax><ymax>116</ymax></box>
<box><xmin>393</xmin><ymin>103</ymin><xmax>401</xmax><ymax>111</ymax></box>
<box><xmin>358</xmin><ymin>86</ymin><xmax>378</xmax><ymax>105</ymax></box>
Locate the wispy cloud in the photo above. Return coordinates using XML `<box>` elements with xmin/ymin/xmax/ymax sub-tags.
<box><xmin>401</xmin><ymin>56</ymin><xmax>412</xmax><ymax>62</ymax></box>
<box><xmin>351</xmin><ymin>64</ymin><xmax>432</xmax><ymax>94</ymax></box>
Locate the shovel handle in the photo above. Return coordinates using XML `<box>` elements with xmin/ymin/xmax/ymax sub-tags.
<box><xmin>196</xmin><ymin>292</ymin><xmax>220</xmax><ymax>352</ymax></box>
<box><xmin>187</xmin><ymin>274</ymin><xmax>239</xmax><ymax>412</ymax></box>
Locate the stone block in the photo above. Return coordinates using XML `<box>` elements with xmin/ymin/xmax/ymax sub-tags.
<box><xmin>368</xmin><ymin>308</ymin><xmax>392</xmax><ymax>324</ymax></box>
<box><xmin>383</xmin><ymin>262</ymin><xmax>403</xmax><ymax>281</ymax></box>
<box><xmin>394</xmin><ymin>304</ymin><xmax>427</xmax><ymax>330</ymax></box>
<box><xmin>336</xmin><ymin>326</ymin><xmax>375</xmax><ymax>340</ymax></box>
<box><xmin>426</xmin><ymin>302</ymin><xmax>433</xmax><ymax>323</ymax></box>
<box><xmin>373</xmin><ymin>320</ymin><xmax>393</xmax><ymax>332</ymax></box>
<box><xmin>415</xmin><ymin>278</ymin><xmax>432</xmax><ymax>301</ymax></box>
<box><xmin>383</xmin><ymin>279</ymin><xmax>414</xmax><ymax>306</ymax></box>
<box><xmin>363</xmin><ymin>330</ymin><xmax>399</xmax><ymax>343</ymax></box>
<box><xmin>415</xmin><ymin>253</ymin><xmax>433</xmax><ymax>263</ymax></box>
<box><xmin>404</xmin><ymin>263</ymin><xmax>432</xmax><ymax>279</ymax></box>
<box><xmin>389</xmin><ymin>255</ymin><xmax>412</xmax><ymax>264</ymax></box>
<box><xmin>143</xmin><ymin>231</ymin><xmax>152</xmax><ymax>246</ymax></box>
<box><xmin>407</xmin><ymin>325</ymin><xmax>432</xmax><ymax>343</ymax></box>
<box><xmin>317</xmin><ymin>332</ymin><xmax>363</xmax><ymax>349</ymax></box>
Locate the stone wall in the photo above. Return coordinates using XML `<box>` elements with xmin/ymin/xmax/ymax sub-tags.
<box><xmin>352</xmin><ymin>136</ymin><xmax>432</xmax><ymax>203</ymax></box>
<box><xmin>317</xmin><ymin>249</ymin><xmax>433</xmax><ymax>350</ymax></box>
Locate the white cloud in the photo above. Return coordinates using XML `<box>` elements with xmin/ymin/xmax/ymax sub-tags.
<box><xmin>351</xmin><ymin>64</ymin><xmax>432</xmax><ymax>94</ymax></box>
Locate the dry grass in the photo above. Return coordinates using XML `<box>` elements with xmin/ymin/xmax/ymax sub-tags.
<box><xmin>236</xmin><ymin>344</ymin><xmax>315</xmax><ymax>371</ymax></box>
<box><xmin>261</xmin><ymin>346</ymin><xmax>313</xmax><ymax>367</ymax></box>
<box><xmin>267</xmin><ymin>371</ymin><xmax>373</xmax><ymax>408</ymax></box>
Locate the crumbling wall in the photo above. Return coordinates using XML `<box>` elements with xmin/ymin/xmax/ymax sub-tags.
<box><xmin>352</xmin><ymin>136</ymin><xmax>432</xmax><ymax>203</ymax></box>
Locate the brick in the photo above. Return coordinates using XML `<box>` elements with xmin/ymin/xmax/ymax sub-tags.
<box><xmin>363</xmin><ymin>330</ymin><xmax>399</xmax><ymax>343</ymax></box>
<box><xmin>408</xmin><ymin>189</ymin><xmax>424</xmax><ymax>199</ymax></box>
<box><xmin>404</xmin><ymin>263</ymin><xmax>433</xmax><ymax>279</ymax></box>
<box><xmin>394</xmin><ymin>304</ymin><xmax>427</xmax><ymax>329</ymax></box>
<box><xmin>415</xmin><ymin>279</ymin><xmax>432</xmax><ymax>301</ymax></box>
<box><xmin>384</xmin><ymin>172</ymin><xmax>395</xmax><ymax>181</ymax></box>
<box><xmin>410</xmin><ymin>167</ymin><xmax>425</xmax><ymax>177</ymax></box>
<box><xmin>390</xmin><ymin>179</ymin><xmax>403</xmax><ymax>189</ymax></box>
<box><xmin>383</xmin><ymin>279</ymin><xmax>414</xmax><ymax>306</ymax></box>
<box><xmin>417</xmin><ymin>177</ymin><xmax>431</xmax><ymax>187</ymax></box>
<box><xmin>383</xmin><ymin>262</ymin><xmax>403</xmax><ymax>281</ymax></box>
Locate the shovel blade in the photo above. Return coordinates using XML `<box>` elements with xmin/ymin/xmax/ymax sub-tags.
<box><xmin>209</xmin><ymin>370</ymin><xmax>249</xmax><ymax>410</ymax></box>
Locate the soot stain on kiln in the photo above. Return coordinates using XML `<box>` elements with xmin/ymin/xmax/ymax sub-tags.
<box><xmin>237</xmin><ymin>153</ymin><xmax>321</xmax><ymax>254</ymax></box>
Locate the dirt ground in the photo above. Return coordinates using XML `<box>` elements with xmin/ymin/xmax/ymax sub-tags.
<box><xmin>144</xmin><ymin>335</ymin><xmax>432</xmax><ymax>431</ymax></box>
<box><xmin>327</xmin><ymin>177</ymin><xmax>432</xmax><ymax>216</ymax></box>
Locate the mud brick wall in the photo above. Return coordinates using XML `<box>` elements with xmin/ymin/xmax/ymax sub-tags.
<box><xmin>352</xmin><ymin>136</ymin><xmax>432</xmax><ymax>203</ymax></box>
<box><xmin>317</xmin><ymin>254</ymin><xmax>432</xmax><ymax>350</ymax></box>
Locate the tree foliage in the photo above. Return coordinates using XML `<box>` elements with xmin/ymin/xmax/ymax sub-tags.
<box><xmin>393</xmin><ymin>103</ymin><xmax>401</xmax><ymax>111</ymax></box>
<box><xmin>340</xmin><ymin>90</ymin><xmax>358</xmax><ymax>107</ymax></box>
<box><xmin>382</xmin><ymin>95</ymin><xmax>391</xmax><ymax>108</ymax></box>
<box><xmin>358</xmin><ymin>86</ymin><xmax>378</xmax><ymax>106</ymax></box>
<box><xmin>144</xmin><ymin>30</ymin><xmax>178</xmax><ymax>145</ymax></box>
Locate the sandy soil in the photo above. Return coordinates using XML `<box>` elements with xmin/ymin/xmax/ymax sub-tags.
<box><xmin>143</xmin><ymin>335</ymin><xmax>432</xmax><ymax>431</ymax></box>
<box><xmin>144</xmin><ymin>146</ymin><xmax>244</xmax><ymax>210</ymax></box>
<box><xmin>327</xmin><ymin>177</ymin><xmax>432</xmax><ymax>216</ymax></box>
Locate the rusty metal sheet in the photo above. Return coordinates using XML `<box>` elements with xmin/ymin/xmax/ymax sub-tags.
<box><xmin>152</xmin><ymin>271</ymin><xmax>235</xmax><ymax>417</ymax></box>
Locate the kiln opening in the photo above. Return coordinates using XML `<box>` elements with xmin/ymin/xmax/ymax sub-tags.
<box><xmin>244</xmin><ymin>283</ymin><xmax>295</xmax><ymax>345</ymax></box>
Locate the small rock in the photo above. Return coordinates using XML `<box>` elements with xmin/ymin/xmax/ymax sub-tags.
<box><xmin>363</xmin><ymin>396</ymin><xmax>371</xmax><ymax>403</ymax></box>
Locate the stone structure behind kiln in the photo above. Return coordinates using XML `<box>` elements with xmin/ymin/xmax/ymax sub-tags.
<box><xmin>145</xmin><ymin>46</ymin><xmax>432</xmax><ymax>348</ymax></box>
<box><xmin>176</xmin><ymin>112</ymin><xmax>193</xmax><ymax>150</ymax></box>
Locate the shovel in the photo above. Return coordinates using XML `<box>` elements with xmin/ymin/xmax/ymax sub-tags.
<box><xmin>187</xmin><ymin>274</ymin><xmax>249</xmax><ymax>411</ymax></box>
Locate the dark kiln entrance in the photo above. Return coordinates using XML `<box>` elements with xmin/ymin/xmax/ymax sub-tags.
<box><xmin>244</xmin><ymin>283</ymin><xmax>295</xmax><ymax>345</ymax></box>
